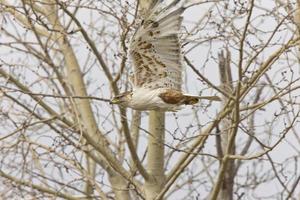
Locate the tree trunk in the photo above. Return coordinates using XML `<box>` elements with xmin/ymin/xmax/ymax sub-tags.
<box><xmin>214</xmin><ymin>50</ymin><xmax>235</xmax><ymax>200</ymax></box>
<box><xmin>145</xmin><ymin>111</ymin><xmax>166</xmax><ymax>200</ymax></box>
<box><xmin>45</xmin><ymin>4</ymin><xmax>130</xmax><ymax>199</ymax></box>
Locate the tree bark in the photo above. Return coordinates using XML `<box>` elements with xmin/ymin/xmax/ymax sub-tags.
<box><xmin>215</xmin><ymin>50</ymin><xmax>235</xmax><ymax>200</ymax></box>
<box><xmin>145</xmin><ymin>111</ymin><xmax>166</xmax><ymax>200</ymax></box>
<box><xmin>45</xmin><ymin>3</ymin><xmax>131</xmax><ymax>199</ymax></box>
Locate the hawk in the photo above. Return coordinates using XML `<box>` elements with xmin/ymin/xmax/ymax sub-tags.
<box><xmin>111</xmin><ymin>0</ymin><xmax>220</xmax><ymax>111</ymax></box>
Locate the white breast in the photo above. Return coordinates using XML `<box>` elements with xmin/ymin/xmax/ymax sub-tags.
<box><xmin>128</xmin><ymin>88</ymin><xmax>179</xmax><ymax>111</ymax></box>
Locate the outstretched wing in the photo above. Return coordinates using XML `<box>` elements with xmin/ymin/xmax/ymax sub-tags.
<box><xmin>130</xmin><ymin>1</ymin><xmax>184</xmax><ymax>90</ymax></box>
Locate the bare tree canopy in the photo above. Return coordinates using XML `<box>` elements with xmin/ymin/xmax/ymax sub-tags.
<box><xmin>0</xmin><ymin>0</ymin><xmax>300</xmax><ymax>199</ymax></box>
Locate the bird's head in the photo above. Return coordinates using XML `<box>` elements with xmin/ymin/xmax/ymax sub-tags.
<box><xmin>110</xmin><ymin>91</ymin><xmax>133</xmax><ymax>106</ymax></box>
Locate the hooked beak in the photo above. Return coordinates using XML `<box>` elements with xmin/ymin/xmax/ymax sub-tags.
<box><xmin>110</xmin><ymin>98</ymin><xmax>119</xmax><ymax>104</ymax></box>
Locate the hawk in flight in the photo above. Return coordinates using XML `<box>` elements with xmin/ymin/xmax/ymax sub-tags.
<box><xmin>111</xmin><ymin>0</ymin><xmax>220</xmax><ymax>111</ymax></box>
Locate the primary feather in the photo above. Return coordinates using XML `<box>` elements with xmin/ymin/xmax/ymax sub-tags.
<box><xmin>129</xmin><ymin>1</ymin><xmax>185</xmax><ymax>90</ymax></box>
<box><xmin>110</xmin><ymin>1</ymin><xmax>221</xmax><ymax>111</ymax></box>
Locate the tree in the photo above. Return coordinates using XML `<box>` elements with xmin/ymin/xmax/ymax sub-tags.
<box><xmin>0</xmin><ymin>0</ymin><xmax>299</xmax><ymax>199</ymax></box>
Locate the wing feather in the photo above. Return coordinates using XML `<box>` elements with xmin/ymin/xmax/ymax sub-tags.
<box><xmin>130</xmin><ymin>2</ymin><xmax>185</xmax><ymax>90</ymax></box>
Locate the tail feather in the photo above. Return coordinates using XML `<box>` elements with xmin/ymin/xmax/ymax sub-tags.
<box><xmin>183</xmin><ymin>95</ymin><xmax>221</xmax><ymax>105</ymax></box>
<box><xmin>197</xmin><ymin>95</ymin><xmax>222</xmax><ymax>101</ymax></box>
